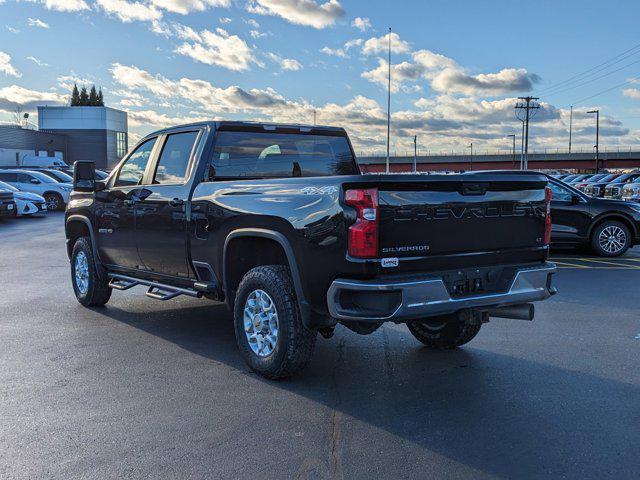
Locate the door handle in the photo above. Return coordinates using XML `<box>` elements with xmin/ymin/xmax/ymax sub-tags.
<box><xmin>169</xmin><ymin>198</ymin><xmax>184</xmax><ymax>208</ymax></box>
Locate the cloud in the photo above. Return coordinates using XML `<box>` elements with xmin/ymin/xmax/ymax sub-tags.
<box><xmin>0</xmin><ymin>85</ymin><xmax>67</xmax><ymax>112</ymax></box>
<box><xmin>246</xmin><ymin>0</ymin><xmax>345</xmax><ymax>29</ymax></box>
<box><xmin>173</xmin><ymin>27</ymin><xmax>258</xmax><ymax>71</ymax></box>
<box><xmin>149</xmin><ymin>0</ymin><xmax>230</xmax><ymax>15</ymax></box>
<box><xmin>362</xmin><ymin>48</ymin><xmax>539</xmax><ymax>96</ymax></box>
<box><xmin>27</xmin><ymin>56</ymin><xmax>48</xmax><ymax>66</ymax></box>
<box><xmin>6</xmin><ymin>26</ymin><xmax>20</xmax><ymax>34</ymax></box>
<box><xmin>57</xmin><ymin>74</ymin><xmax>93</xmax><ymax>90</ymax></box>
<box><xmin>42</xmin><ymin>0</ymin><xmax>89</xmax><ymax>11</ymax></box>
<box><xmin>250</xmin><ymin>29</ymin><xmax>266</xmax><ymax>38</ymax></box>
<box><xmin>282</xmin><ymin>58</ymin><xmax>302</xmax><ymax>70</ymax></box>
<box><xmin>320</xmin><ymin>46</ymin><xmax>346</xmax><ymax>58</ymax></box>
<box><xmin>431</xmin><ymin>67</ymin><xmax>540</xmax><ymax>96</ymax></box>
<box><xmin>0</xmin><ymin>51</ymin><xmax>21</xmax><ymax>78</ymax></box>
<box><xmin>622</xmin><ymin>88</ymin><xmax>640</xmax><ymax>100</ymax></box>
<box><xmin>362</xmin><ymin>32</ymin><xmax>410</xmax><ymax>55</ymax></box>
<box><xmin>96</xmin><ymin>0</ymin><xmax>162</xmax><ymax>22</ymax></box>
<box><xmin>219</xmin><ymin>16</ymin><xmax>232</xmax><ymax>24</ymax></box>
<box><xmin>27</xmin><ymin>18</ymin><xmax>50</xmax><ymax>29</ymax></box>
<box><xmin>351</xmin><ymin>16</ymin><xmax>370</xmax><ymax>32</ymax></box>
<box><xmin>127</xmin><ymin>109</ymin><xmax>208</xmax><ymax>127</ymax></box>
<box><xmin>320</xmin><ymin>38</ymin><xmax>361</xmax><ymax>58</ymax></box>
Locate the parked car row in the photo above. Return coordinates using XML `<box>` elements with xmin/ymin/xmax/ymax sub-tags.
<box><xmin>553</xmin><ymin>171</ymin><xmax>640</xmax><ymax>201</ymax></box>
<box><xmin>546</xmin><ymin>174</ymin><xmax>640</xmax><ymax>256</ymax></box>
<box><xmin>0</xmin><ymin>166</ymin><xmax>111</xmax><ymax>217</ymax></box>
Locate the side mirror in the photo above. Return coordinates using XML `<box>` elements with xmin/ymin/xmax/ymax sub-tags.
<box><xmin>30</xmin><ymin>178</ymin><xmax>40</xmax><ymax>184</ymax></box>
<box><xmin>73</xmin><ymin>160</ymin><xmax>96</xmax><ymax>192</ymax></box>
<box><xmin>571</xmin><ymin>194</ymin><xmax>581</xmax><ymax>205</ymax></box>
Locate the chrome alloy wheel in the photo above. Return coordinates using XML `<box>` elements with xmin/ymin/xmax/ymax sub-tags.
<box><xmin>74</xmin><ymin>251</ymin><xmax>89</xmax><ymax>294</ymax></box>
<box><xmin>45</xmin><ymin>194</ymin><xmax>59</xmax><ymax>210</ymax></box>
<box><xmin>243</xmin><ymin>289</ymin><xmax>279</xmax><ymax>357</ymax></box>
<box><xmin>598</xmin><ymin>225</ymin><xmax>627</xmax><ymax>254</ymax></box>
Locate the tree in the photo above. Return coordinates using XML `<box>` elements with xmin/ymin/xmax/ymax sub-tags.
<box><xmin>79</xmin><ymin>86</ymin><xmax>89</xmax><ymax>106</ymax></box>
<box><xmin>96</xmin><ymin>88</ymin><xmax>104</xmax><ymax>106</ymax></box>
<box><xmin>89</xmin><ymin>85</ymin><xmax>98</xmax><ymax>106</ymax></box>
<box><xmin>12</xmin><ymin>106</ymin><xmax>23</xmax><ymax>125</ymax></box>
<box><xmin>70</xmin><ymin>84</ymin><xmax>80</xmax><ymax>106</ymax></box>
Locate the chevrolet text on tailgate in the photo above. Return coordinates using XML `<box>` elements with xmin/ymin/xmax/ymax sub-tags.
<box><xmin>65</xmin><ymin>121</ymin><xmax>556</xmax><ymax>379</ymax></box>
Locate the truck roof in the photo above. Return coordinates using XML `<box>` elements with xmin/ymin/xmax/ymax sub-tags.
<box><xmin>146</xmin><ymin>121</ymin><xmax>347</xmax><ymax>137</ymax></box>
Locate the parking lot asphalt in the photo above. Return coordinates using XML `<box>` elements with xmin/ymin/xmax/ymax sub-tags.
<box><xmin>1</xmin><ymin>213</ymin><xmax>639</xmax><ymax>480</ymax></box>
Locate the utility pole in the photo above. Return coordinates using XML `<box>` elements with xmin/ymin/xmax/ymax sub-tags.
<box><xmin>468</xmin><ymin>142</ymin><xmax>473</xmax><ymax>171</ymax></box>
<box><xmin>515</xmin><ymin>96</ymin><xmax>540</xmax><ymax>170</ymax></box>
<box><xmin>507</xmin><ymin>134</ymin><xmax>516</xmax><ymax>168</ymax></box>
<box><xmin>587</xmin><ymin>109</ymin><xmax>600</xmax><ymax>173</ymax></box>
<box><xmin>520</xmin><ymin>120</ymin><xmax>525</xmax><ymax>169</ymax></box>
<box><xmin>313</xmin><ymin>109</ymin><xmax>316</xmax><ymax>125</ymax></box>
<box><xmin>568</xmin><ymin>105</ymin><xmax>573</xmax><ymax>153</ymax></box>
<box><xmin>413</xmin><ymin>135</ymin><xmax>417</xmax><ymax>173</ymax></box>
<box><xmin>385</xmin><ymin>27</ymin><xmax>392</xmax><ymax>174</ymax></box>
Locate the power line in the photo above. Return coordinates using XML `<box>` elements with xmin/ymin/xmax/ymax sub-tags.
<box><xmin>543</xmin><ymin>56</ymin><xmax>640</xmax><ymax>98</ymax></box>
<box><xmin>536</xmin><ymin>41</ymin><xmax>640</xmax><ymax>95</ymax></box>
<box><xmin>569</xmin><ymin>79</ymin><xmax>636</xmax><ymax>106</ymax></box>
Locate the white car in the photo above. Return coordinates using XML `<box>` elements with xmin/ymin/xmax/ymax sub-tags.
<box><xmin>0</xmin><ymin>180</ymin><xmax>47</xmax><ymax>216</ymax></box>
<box><xmin>0</xmin><ymin>169</ymin><xmax>71</xmax><ymax>211</ymax></box>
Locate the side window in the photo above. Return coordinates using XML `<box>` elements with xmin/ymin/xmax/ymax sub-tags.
<box><xmin>114</xmin><ymin>138</ymin><xmax>156</xmax><ymax>187</ymax></box>
<box><xmin>0</xmin><ymin>172</ymin><xmax>17</xmax><ymax>182</ymax></box>
<box><xmin>17</xmin><ymin>173</ymin><xmax>35</xmax><ymax>183</ymax></box>
<box><xmin>152</xmin><ymin>131</ymin><xmax>198</xmax><ymax>184</ymax></box>
<box><xmin>549</xmin><ymin>182</ymin><xmax>573</xmax><ymax>202</ymax></box>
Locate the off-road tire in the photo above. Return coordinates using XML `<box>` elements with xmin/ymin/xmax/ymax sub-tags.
<box><xmin>233</xmin><ymin>265</ymin><xmax>316</xmax><ymax>379</ymax></box>
<box><xmin>407</xmin><ymin>315</ymin><xmax>481</xmax><ymax>349</ymax></box>
<box><xmin>71</xmin><ymin>236</ymin><xmax>112</xmax><ymax>307</ymax></box>
<box><xmin>44</xmin><ymin>192</ymin><xmax>64</xmax><ymax>211</ymax></box>
<box><xmin>590</xmin><ymin>220</ymin><xmax>631</xmax><ymax>257</ymax></box>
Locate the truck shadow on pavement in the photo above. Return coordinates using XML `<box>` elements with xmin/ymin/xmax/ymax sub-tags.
<box><xmin>99</xmin><ymin>300</ymin><xmax>639</xmax><ymax>479</ymax></box>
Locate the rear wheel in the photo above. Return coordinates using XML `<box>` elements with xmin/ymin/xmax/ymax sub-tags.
<box><xmin>407</xmin><ymin>315</ymin><xmax>481</xmax><ymax>349</ymax></box>
<box><xmin>233</xmin><ymin>265</ymin><xmax>316</xmax><ymax>379</ymax></box>
<box><xmin>591</xmin><ymin>220</ymin><xmax>630</xmax><ymax>257</ymax></box>
<box><xmin>44</xmin><ymin>192</ymin><xmax>64</xmax><ymax>211</ymax></box>
<box><xmin>71</xmin><ymin>237</ymin><xmax>112</xmax><ymax>307</ymax></box>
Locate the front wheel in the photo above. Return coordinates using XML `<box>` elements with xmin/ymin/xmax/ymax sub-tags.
<box><xmin>591</xmin><ymin>220</ymin><xmax>630</xmax><ymax>257</ymax></box>
<box><xmin>44</xmin><ymin>192</ymin><xmax>64</xmax><ymax>211</ymax></box>
<box><xmin>71</xmin><ymin>237</ymin><xmax>112</xmax><ymax>307</ymax></box>
<box><xmin>233</xmin><ymin>265</ymin><xmax>316</xmax><ymax>379</ymax></box>
<box><xmin>407</xmin><ymin>315</ymin><xmax>481</xmax><ymax>349</ymax></box>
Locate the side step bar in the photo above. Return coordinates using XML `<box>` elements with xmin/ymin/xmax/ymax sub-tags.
<box><xmin>108</xmin><ymin>273</ymin><xmax>202</xmax><ymax>301</ymax></box>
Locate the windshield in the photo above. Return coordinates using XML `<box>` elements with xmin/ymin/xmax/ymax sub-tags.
<box><xmin>0</xmin><ymin>180</ymin><xmax>18</xmax><ymax>192</ymax></box>
<box><xmin>45</xmin><ymin>170</ymin><xmax>73</xmax><ymax>182</ymax></box>
<box><xmin>26</xmin><ymin>171</ymin><xmax>58</xmax><ymax>183</ymax></box>
<box><xmin>598</xmin><ymin>174</ymin><xmax>619</xmax><ymax>183</ymax></box>
<box><xmin>210</xmin><ymin>131</ymin><xmax>358</xmax><ymax>179</ymax></box>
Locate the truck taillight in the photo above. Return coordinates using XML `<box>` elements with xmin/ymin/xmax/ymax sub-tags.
<box><xmin>345</xmin><ymin>188</ymin><xmax>378</xmax><ymax>258</ymax></box>
<box><xmin>544</xmin><ymin>186</ymin><xmax>552</xmax><ymax>245</ymax></box>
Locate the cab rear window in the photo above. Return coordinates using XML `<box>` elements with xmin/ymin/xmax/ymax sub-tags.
<box><xmin>209</xmin><ymin>131</ymin><xmax>358</xmax><ymax>179</ymax></box>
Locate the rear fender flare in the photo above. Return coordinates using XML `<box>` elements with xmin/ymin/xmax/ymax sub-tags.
<box><xmin>223</xmin><ymin>228</ymin><xmax>311</xmax><ymax>327</ymax></box>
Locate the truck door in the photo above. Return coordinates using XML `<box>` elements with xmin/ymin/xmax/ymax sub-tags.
<box><xmin>95</xmin><ymin>137</ymin><xmax>158</xmax><ymax>268</ymax></box>
<box><xmin>134</xmin><ymin>130</ymin><xmax>200</xmax><ymax>278</ymax></box>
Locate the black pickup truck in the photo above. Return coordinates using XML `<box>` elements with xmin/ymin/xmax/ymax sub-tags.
<box><xmin>65</xmin><ymin>121</ymin><xmax>556</xmax><ymax>378</ymax></box>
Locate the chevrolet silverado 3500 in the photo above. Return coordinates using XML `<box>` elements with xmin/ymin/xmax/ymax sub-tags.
<box><xmin>66</xmin><ymin>122</ymin><xmax>556</xmax><ymax>378</ymax></box>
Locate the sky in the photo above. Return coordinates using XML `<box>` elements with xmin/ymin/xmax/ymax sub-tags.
<box><xmin>1</xmin><ymin>0</ymin><xmax>640</xmax><ymax>155</ymax></box>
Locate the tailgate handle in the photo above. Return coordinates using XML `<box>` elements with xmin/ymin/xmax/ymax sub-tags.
<box><xmin>460</xmin><ymin>183</ymin><xmax>487</xmax><ymax>195</ymax></box>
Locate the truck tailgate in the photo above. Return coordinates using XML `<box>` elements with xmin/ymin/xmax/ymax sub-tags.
<box><xmin>345</xmin><ymin>173</ymin><xmax>549</xmax><ymax>266</ymax></box>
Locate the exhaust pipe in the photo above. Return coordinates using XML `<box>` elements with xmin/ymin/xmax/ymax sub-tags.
<box><xmin>487</xmin><ymin>303</ymin><xmax>535</xmax><ymax>321</ymax></box>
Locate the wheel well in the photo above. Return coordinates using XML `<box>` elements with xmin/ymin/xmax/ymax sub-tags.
<box><xmin>589</xmin><ymin>215</ymin><xmax>636</xmax><ymax>240</ymax></box>
<box><xmin>66</xmin><ymin>220</ymin><xmax>90</xmax><ymax>258</ymax></box>
<box><xmin>224</xmin><ymin>236</ymin><xmax>289</xmax><ymax>306</ymax></box>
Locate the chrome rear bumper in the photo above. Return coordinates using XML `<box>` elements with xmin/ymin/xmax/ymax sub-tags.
<box><xmin>327</xmin><ymin>263</ymin><xmax>556</xmax><ymax>322</ymax></box>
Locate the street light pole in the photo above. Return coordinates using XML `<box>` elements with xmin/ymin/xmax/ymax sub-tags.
<box><xmin>385</xmin><ymin>27</ymin><xmax>391</xmax><ymax>174</ymax></box>
<box><xmin>587</xmin><ymin>109</ymin><xmax>600</xmax><ymax>173</ymax></box>
<box><xmin>413</xmin><ymin>135</ymin><xmax>417</xmax><ymax>173</ymax></box>
<box><xmin>507</xmin><ymin>134</ymin><xmax>516</xmax><ymax>168</ymax></box>
<box><xmin>468</xmin><ymin>142</ymin><xmax>473</xmax><ymax>171</ymax></box>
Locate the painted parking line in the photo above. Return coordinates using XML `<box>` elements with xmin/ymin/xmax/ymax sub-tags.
<box><xmin>550</xmin><ymin>256</ymin><xmax>640</xmax><ymax>269</ymax></box>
